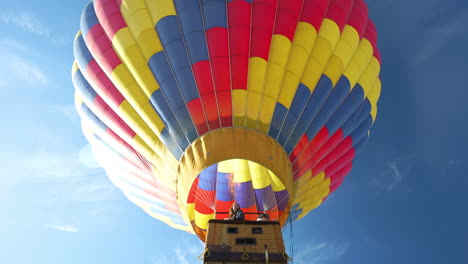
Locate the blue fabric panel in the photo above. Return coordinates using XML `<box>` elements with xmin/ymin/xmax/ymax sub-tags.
<box><xmin>148</xmin><ymin>51</ymin><xmax>198</xmax><ymax>143</ymax></box>
<box><xmin>341</xmin><ymin>99</ymin><xmax>371</xmax><ymax>136</ymax></box>
<box><xmin>80</xmin><ymin>3</ymin><xmax>99</xmax><ymax>37</ymax></box>
<box><xmin>160</xmin><ymin>128</ymin><xmax>183</xmax><ymax>159</ymax></box>
<box><xmin>305</xmin><ymin>76</ymin><xmax>351</xmax><ymax>139</ymax></box>
<box><xmin>150</xmin><ymin>89</ymin><xmax>190</xmax><ymax>151</ymax></box>
<box><xmin>234</xmin><ymin>181</ymin><xmax>256</xmax><ymax>208</ymax></box>
<box><xmin>349</xmin><ymin>116</ymin><xmax>372</xmax><ymax>143</ymax></box>
<box><xmin>73</xmin><ymin>70</ymin><xmax>97</xmax><ymax>104</ymax></box>
<box><xmin>174</xmin><ymin>105</ymin><xmax>198</xmax><ymax>143</ymax></box>
<box><xmin>325</xmin><ymin>84</ymin><xmax>365</xmax><ymax>134</ymax></box>
<box><xmin>198</xmin><ymin>163</ymin><xmax>218</xmax><ymax>191</ymax></box>
<box><xmin>287</xmin><ymin>76</ymin><xmax>333</xmax><ymax>150</ymax></box>
<box><xmin>352</xmin><ymin>136</ymin><xmax>368</xmax><ymax>155</ymax></box>
<box><xmin>201</xmin><ymin>0</ymin><xmax>227</xmax><ymax>29</ymax></box>
<box><xmin>79</xmin><ymin>104</ymin><xmax>107</xmax><ymax>134</ymax></box>
<box><xmin>277</xmin><ymin>84</ymin><xmax>311</xmax><ymax>145</ymax></box>
<box><xmin>268</xmin><ymin>103</ymin><xmax>288</xmax><ymax>139</ymax></box>
<box><xmin>73</xmin><ymin>35</ymin><xmax>93</xmax><ymax>70</ymax></box>
<box><xmin>253</xmin><ymin>185</ymin><xmax>276</xmax><ymax>211</ymax></box>
<box><xmin>173</xmin><ymin>0</ymin><xmax>209</xmax><ymax>64</ymax></box>
<box><xmin>216</xmin><ymin>171</ymin><xmax>234</xmax><ymax>202</ymax></box>
<box><xmin>156</xmin><ymin>16</ymin><xmax>200</xmax><ymax>102</ymax></box>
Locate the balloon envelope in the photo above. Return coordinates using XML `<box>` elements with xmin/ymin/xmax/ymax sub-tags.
<box><xmin>72</xmin><ymin>0</ymin><xmax>381</xmax><ymax>240</ymax></box>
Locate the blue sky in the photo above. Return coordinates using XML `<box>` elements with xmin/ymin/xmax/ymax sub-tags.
<box><xmin>1</xmin><ymin>0</ymin><xmax>467</xmax><ymax>263</ymax></box>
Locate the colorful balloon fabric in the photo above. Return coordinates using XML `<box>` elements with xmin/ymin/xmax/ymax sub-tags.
<box><xmin>72</xmin><ymin>0</ymin><xmax>381</xmax><ymax>241</ymax></box>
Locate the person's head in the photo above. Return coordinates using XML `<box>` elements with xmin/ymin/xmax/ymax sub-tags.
<box><xmin>229</xmin><ymin>202</ymin><xmax>240</xmax><ymax>214</ymax></box>
<box><xmin>257</xmin><ymin>213</ymin><xmax>270</xmax><ymax>221</ymax></box>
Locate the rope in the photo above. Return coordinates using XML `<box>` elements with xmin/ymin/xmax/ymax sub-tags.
<box><xmin>197</xmin><ymin>247</ymin><xmax>210</xmax><ymax>260</ymax></box>
<box><xmin>242</xmin><ymin>250</ymin><xmax>250</xmax><ymax>260</ymax></box>
<box><xmin>288</xmin><ymin>213</ymin><xmax>294</xmax><ymax>263</ymax></box>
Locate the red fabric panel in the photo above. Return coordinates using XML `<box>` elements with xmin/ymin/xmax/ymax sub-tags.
<box><xmin>273</xmin><ymin>0</ymin><xmax>303</xmax><ymax>41</ymax></box>
<box><xmin>329</xmin><ymin>162</ymin><xmax>352</xmax><ymax>186</ymax></box>
<box><xmin>250</xmin><ymin>0</ymin><xmax>278</xmax><ymax>60</ymax></box>
<box><xmin>299</xmin><ymin>0</ymin><xmax>330</xmax><ymax>31</ymax></box>
<box><xmin>187</xmin><ymin>99</ymin><xmax>209</xmax><ymax>135</ymax></box>
<box><xmin>289</xmin><ymin>134</ymin><xmax>309</xmax><ymax>164</ymax></box>
<box><xmin>195</xmin><ymin>189</ymin><xmax>216</xmax><ymax>214</ymax></box>
<box><xmin>294</xmin><ymin>129</ymin><xmax>345</xmax><ymax>179</ymax></box>
<box><xmin>217</xmin><ymin>91</ymin><xmax>233</xmax><ymax>127</ymax></box>
<box><xmin>242</xmin><ymin>205</ymin><xmax>258</xmax><ymax>221</ymax></box>
<box><xmin>346</xmin><ymin>0</ymin><xmax>368</xmax><ymax>39</ymax></box>
<box><xmin>206</xmin><ymin>28</ymin><xmax>232</xmax><ymax>127</ymax></box>
<box><xmin>228</xmin><ymin>0</ymin><xmax>251</xmax><ymax>90</ymax></box>
<box><xmin>320</xmin><ymin>146</ymin><xmax>355</xmax><ymax>177</ymax></box>
<box><xmin>93</xmin><ymin>96</ymin><xmax>136</xmax><ymax>139</ymax></box>
<box><xmin>292</xmin><ymin>127</ymin><xmax>329</xmax><ymax>175</ymax></box>
<box><xmin>192</xmin><ymin>61</ymin><xmax>221</xmax><ymax>130</ymax></box>
<box><xmin>86</xmin><ymin>60</ymin><xmax>125</xmax><ymax>107</ymax></box>
<box><xmin>187</xmin><ymin>177</ymin><xmax>199</xmax><ymax>204</ymax></box>
<box><xmin>364</xmin><ymin>20</ymin><xmax>378</xmax><ymax>52</ymax></box>
<box><xmin>94</xmin><ymin>0</ymin><xmax>127</xmax><ymax>39</ymax></box>
<box><xmin>85</xmin><ymin>25</ymin><xmax>121</xmax><ymax>74</ymax></box>
<box><xmin>324</xmin><ymin>0</ymin><xmax>354</xmax><ymax>32</ymax></box>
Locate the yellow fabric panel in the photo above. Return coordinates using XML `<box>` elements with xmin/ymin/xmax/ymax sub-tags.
<box><xmin>257</xmin><ymin>97</ymin><xmax>276</xmax><ymax>133</ymax></box>
<box><xmin>269</xmin><ymin>170</ymin><xmax>286</xmax><ymax>192</ymax></box>
<box><xmin>368</xmin><ymin>78</ymin><xmax>381</xmax><ymax>122</ymax></box>
<box><xmin>247</xmin><ymin>58</ymin><xmax>268</xmax><ymax>94</ymax></box>
<box><xmin>293</xmin><ymin>22</ymin><xmax>318</xmax><ymax>55</ymax></box>
<box><xmin>246</xmin><ymin>90</ymin><xmax>262</xmax><ymax>127</ymax></box>
<box><xmin>358</xmin><ymin>57</ymin><xmax>381</xmax><ymax>97</ymax></box>
<box><xmin>113</xmin><ymin>29</ymin><xmax>159</xmax><ymax>96</ymax></box>
<box><xmin>297</xmin><ymin>178</ymin><xmax>330</xmax><ymax>211</ymax></box>
<box><xmin>111</xmin><ymin>67</ymin><xmax>164</xmax><ymax>135</ymax></box>
<box><xmin>195</xmin><ymin>211</ymin><xmax>216</xmax><ymax>230</ymax></box>
<box><xmin>121</xmin><ymin>0</ymin><xmax>164</xmax><ymax>61</ymax></box>
<box><xmin>343</xmin><ymin>39</ymin><xmax>373</xmax><ymax>88</ymax></box>
<box><xmin>249</xmin><ymin>161</ymin><xmax>272</xmax><ymax>189</ymax></box>
<box><xmin>333</xmin><ymin>25</ymin><xmax>360</xmax><ymax>65</ymax></box>
<box><xmin>233</xmin><ymin>159</ymin><xmax>252</xmax><ymax>183</ymax></box>
<box><xmin>291</xmin><ymin>170</ymin><xmax>312</xmax><ymax>198</ymax></box>
<box><xmin>296</xmin><ymin>199</ymin><xmax>322</xmax><ymax>220</ymax></box>
<box><xmin>218</xmin><ymin>159</ymin><xmax>234</xmax><ymax>173</ymax></box>
<box><xmin>74</xmin><ymin>91</ymin><xmax>83</xmax><ymax>107</ymax></box>
<box><xmin>72</xmin><ymin>61</ymin><xmax>79</xmax><ymax>75</ymax></box>
<box><xmin>324</xmin><ymin>25</ymin><xmax>360</xmax><ymax>85</ymax></box>
<box><xmin>276</xmin><ymin>23</ymin><xmax>317</xmax><ymax>108</ymax></box>
<box><xmin>145</xmin><ymin>0</ymin><xmax>176</xmax><ymax>25</ymax></box>
<box><xmin>187</xmin><ymin>203</ymin><xmax>196</xmax><ymax>221</ymax></box>
<box><xmin>301</xmin><ymin>19</ymin><xmax>340</xmax><ymax>91</ymax></box>
<box><xmin>293</xmin><ymin>173</ymin><xmax>326</xmax><ymax>205</ymax></box>
<box><xmin>317</xmin><ymin>19</ymin><xmax>341</xmax><ymax>49</ymax></box>
<box><xmin>118</xmin><ymin>101</ymin><xmax>161</xmax><ymax>149</ymax></box>
<box><xmin>263</xmin><ymin>63</ymin><xmax>285</xmax><ymax>100</ymax></box>
<box><xmin>277</xmin><ymin>72</ymin><xmax>300</xmax><ymax>108</ymax></box>
<box><xmin>232</xmin><ymin>89</ymin><xmax>247</xmax><ymax>127</ymax></box>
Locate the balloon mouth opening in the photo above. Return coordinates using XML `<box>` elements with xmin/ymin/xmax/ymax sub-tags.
<box><xmin>187</xmin><ymin>158</ymin><xmax>290</xmax><ymax>241</ymax></box>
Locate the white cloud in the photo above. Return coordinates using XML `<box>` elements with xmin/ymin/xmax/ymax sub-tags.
<box><xmin>369</xmin><ymin>155</ymin><xmax>412</xmax><ymax>194</ymax></box>
<box><xmin>46</xmin><ymin>224</ymin><xmax>80</xmax><ymax>233</ymax></box>
<box><xmin>0</xmin><ymin>50</ymin><xmax>51</xmax><ymax>88</ymax></box>
<box><xmin>0</xmin><ymin>12</ymin><xmax>50</xmax><ymax>38</ymax></box>
<box><xmin>294</xmin><ymin>241</ymin><xmax>349</xmax><ymax>264</ymax></box>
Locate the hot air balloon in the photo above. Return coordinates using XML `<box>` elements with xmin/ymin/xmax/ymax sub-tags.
<box><xmin>72</xmin><ymin>0</ymin><xmax>381</xmax><ymax>245</ymax></box>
